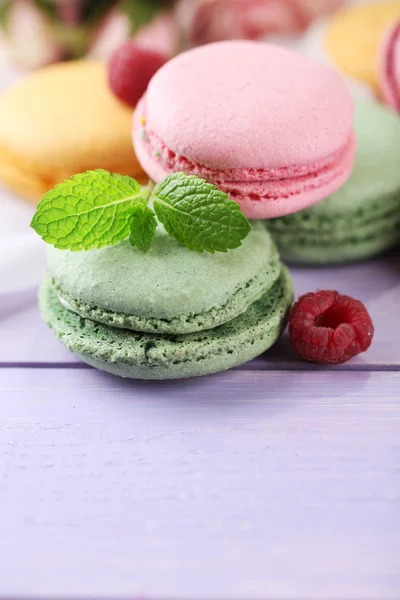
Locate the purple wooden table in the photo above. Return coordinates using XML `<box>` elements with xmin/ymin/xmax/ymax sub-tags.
<box><xmin>1</xmin><ymin>252</ymin><xmax>400</xmax><ymax>600</ymax></box>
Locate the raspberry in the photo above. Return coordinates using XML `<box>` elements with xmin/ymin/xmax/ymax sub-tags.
<box><xmin>108</xmin><ymin>42</ymin><xmax>167</xmax><ymax>107</ymax></box>
<box><xmin>289</xmin><ymin>290</ymin><xmax>374</xmax><ymax>364</ymax></box>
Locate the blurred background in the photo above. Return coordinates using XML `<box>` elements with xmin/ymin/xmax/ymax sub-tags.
<box><xmin>0</xmin><ymin>0</ymin><xmax>348</xmax><ymax>69</ymax></box>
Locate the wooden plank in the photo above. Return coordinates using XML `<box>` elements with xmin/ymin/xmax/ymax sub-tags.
<box><xmin>1</xmin><ymin>251</ymin><xmax>399</xmax><ymax>368</ymax></box>
<box><xmin>0</xmin><ymin>287</ymin><xmax>76</xmax><ymax>364</ymax></box>
<box><xmin>1</xmin><ymin>369</ymin><xmax>399</xmax><ymax>599</ymax></box>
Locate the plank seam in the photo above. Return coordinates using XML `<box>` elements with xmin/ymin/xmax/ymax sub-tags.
<box><xmin>1</xmin><ymin>362</ymin><xmax>400</xmax><ymax>372</ymax></box>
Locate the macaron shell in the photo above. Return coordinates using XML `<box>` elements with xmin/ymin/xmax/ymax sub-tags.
<box><xmin>324</xmin><ymin>1</ymin><xmax>400</xmax><ymax>90</ymax></box>
<box><xmin>39</xmin><ymin>267</ymin><xmax>293</xmax><ymax>380</ymax></box>
<box><xmin>46</xmin><ymin>224</ymin><xmax>280</xmax><ymax>332</ymax></box>
<box><xmin>143</xmin><ymin>41</ymin><xmax>354</xmax><ymax>170</ymax></box>
<box><xmin>0</xmin><ymin>61</ymin><xmax>146</xmax><ymax>203</ymax></box>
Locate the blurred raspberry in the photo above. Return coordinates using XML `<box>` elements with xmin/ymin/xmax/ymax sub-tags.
<box><xmin>289</xmin><ymin>290</ymin><xmax>374</xmax><ymax>364</ymax></box>
<box><xmin>108</xmin><ymin>41</ymin><xmax>166</xmax><ymax>106</ymax></box>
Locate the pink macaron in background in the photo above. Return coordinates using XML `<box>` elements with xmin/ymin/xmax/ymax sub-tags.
<box><xmin>133</xmin><ymin>41</ymin><xmax>355</xmax><ymax>219</ymax></box>
<box><xmin>379</xmin><ymin>20</ymin><xmax>400</xmax><ymax>112</ymax></box>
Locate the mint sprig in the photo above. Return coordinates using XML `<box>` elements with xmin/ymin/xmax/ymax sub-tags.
<box><xmin>31</xmin><ymin>170</ymin><xmax>252</xmax><ymax>254</ymax></box>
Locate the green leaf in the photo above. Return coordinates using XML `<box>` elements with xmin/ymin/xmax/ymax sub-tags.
<box><xmin>31</xmin><ymin>169</ymin><xmax>148</xmax><ymax>251</ymax></box>
<box><xmin>129</xmin><ymin>204</ymin><xmax>157</xmax><ymax>252</ymax></box>
<box><xmin>152</xmin><ymin>173</ymin><xmax>252</xmax><ymax>253</ymax></box>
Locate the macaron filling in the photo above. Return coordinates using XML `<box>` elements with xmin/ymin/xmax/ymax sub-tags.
<box><xmin>134</xmin><ymin>100</ymin><xmax>356</xmax><ymax>219</ymax></box>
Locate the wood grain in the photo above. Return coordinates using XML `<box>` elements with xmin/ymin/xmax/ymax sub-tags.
<box><xmin>1</xmin><ymin>369</ymin><xmax>399</xmax><ymax>599</ymax></box>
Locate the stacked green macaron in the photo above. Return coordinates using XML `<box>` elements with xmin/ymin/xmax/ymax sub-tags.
<box><xmin>40</xmin><ymin>223</ymin><xmax>293</xmax><ymax>379</ymax></box>
<box><xmin>268</xmin><ymin>100</ymin><xmax>400</xmax><ymax>264</ymax></box>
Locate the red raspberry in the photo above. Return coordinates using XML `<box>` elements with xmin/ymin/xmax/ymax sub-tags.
<box><xmin>289</xmin><ymin>290</ymin><xmax>374</xmax><ymax>364</ymax></box>
<box><xmin>108</xmin><ymin>42</ymin><xmax>167</xmax><ymax>107</ymax></box>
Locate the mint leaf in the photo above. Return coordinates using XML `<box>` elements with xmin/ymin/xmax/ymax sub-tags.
<box><xmin>153</xmin><ymin>173</ymin><xmax>252</xmax><ymax>253</ymax></box>
<box><xmin>129</xmin><ymin>204</ymin><xmax>157</xmax><ymax>252</ymax></box>
<box><xmin>31</xmin><ymin>171</ymin><xmax>252</xmax><ymax>255</ymax></box>
<box><xmin>31</xmin><ymin>170</ymin><xmax>148</xmax><ymax>251</ymax></box>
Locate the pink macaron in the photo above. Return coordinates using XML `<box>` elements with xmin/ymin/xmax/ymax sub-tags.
<box><xmin>133</xmin><ymin>41</ymin><xmax>355</xmax><ymax>219</ymax></box>
<box><xmin>379</xmin><ymin>21</ymin><xmax>400</xmax><ymax>112</ymax></box>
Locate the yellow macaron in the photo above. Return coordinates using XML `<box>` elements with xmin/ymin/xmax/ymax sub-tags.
<box><xmin>0</xmin><ymin>61</ymin><xmax>147</xmax><ymax>203</ymax></box>
<box><xmin>325</xmin><ymin>1</ymin><xmax>400</xmax><ymax>91</ymax></box>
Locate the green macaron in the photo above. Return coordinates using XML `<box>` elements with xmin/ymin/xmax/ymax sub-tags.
<box><xmin>40</xmin><ymin>224</ymin><xmax>293</xmax><ymax>379</ymax></box>
<box><xmin>40</xmin><ymin>266</ymin><xmax>292</xmax><ymax>380</ymax></box>
<box><xmin>46</xmin><ymin>222</ymin><xmax>281</xmax><ymax>334</ymax></box>
<box><xmin>268</xmin><ymin>100</ymin><xmax>400</xmax><ymax>264</ymax></box>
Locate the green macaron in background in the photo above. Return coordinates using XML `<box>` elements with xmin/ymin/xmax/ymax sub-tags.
<box><xmin>267</xmin><ymin>100</ymin><xmax>400</xmax><ymax>264</ymax></box>
<box><xmin>40</xmin><ymin>224</ymin><xmax>293</xmax><ymax>379</ymax></box>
